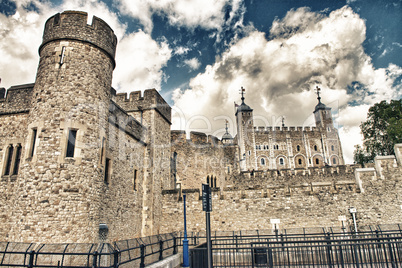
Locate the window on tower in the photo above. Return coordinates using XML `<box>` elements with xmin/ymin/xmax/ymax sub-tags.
<box><xmin>66</xmin><ymin>129</ymin><xmax>77</xmax><ymax>157</ymax></box>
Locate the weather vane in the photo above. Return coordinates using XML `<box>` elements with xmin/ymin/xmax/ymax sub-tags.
<box><xmin>240</xmin><ymin>87</ymin><xmax>246</xmax><ymax>103</ymax></box>
<box><xmin>315</xmin><ymin>86</ymin><xmax>321</xmax><ymax>102</ymax></box>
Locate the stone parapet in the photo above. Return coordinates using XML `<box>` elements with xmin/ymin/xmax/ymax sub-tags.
<box><xmin>0</xmin><ymin>84</ymin><xmax>34</xmax><ymax>114</ymax></box>
<box><xmin>115</xmin><ymin>89</ymin><xmax>171</xmax><ymax>124</ymax></box>
<box><xmin>40</xmin><ymin>11</ymin><xmax>117</xmax><ymax>68</ymax></box>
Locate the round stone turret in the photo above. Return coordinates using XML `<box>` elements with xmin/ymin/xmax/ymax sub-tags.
<box><xmin>11</xmin><ymin>11</ymin><xmax>119</xmax><ymax>243</ymax></box>
<box><xmin>40</xmin><ymin>11</ymin><xmax>117</xmax><ymax>68</ymax></box>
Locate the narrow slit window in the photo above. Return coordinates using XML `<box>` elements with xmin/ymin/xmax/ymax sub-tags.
<box><xmin>12</xmin><ymin>144</ymin><xmax>22</xmax><ymax>175</ymax></box>
<box><xmin>104</xmin><ymin>158</ymin><xmax>111</xmax><ymax>184</ymax></box>
<box><xmin>4</xmin><ymin>145</ymin><xmax>14</xmax><ymax>176</ymax></box>
<box><xmin>298</xmin><ymin>159</ymin><xmax>302</xmax><ymax>165</ymax></box>
<box><xmin>100</xmin><ymin>137</ymin><xmax>105</xmax><ymax>164</ymax></box>
<box><xmin>133</xmin><ymin>169</ymin><xmax>137</xmax><ymax>191</ymax></box>
<box><xmin>66</xmin><ymin>129</ymin><xmax>77</xmax><ymax>157</ymax></box>
<box><xmin>315</xmin><ymin>158</ymin><xmax>319</xmax><ymax>165</ymax></box>
<box><xmin>30</xmin><ymin>128</ymin><xmax>37</xmax><ymax>158</ymax></box>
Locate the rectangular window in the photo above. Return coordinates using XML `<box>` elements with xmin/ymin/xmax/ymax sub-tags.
<box><xmin>133</xmin><ymin>169</ymin><xmax>137</xmax><ymax>191</ymax></box>
<box><xmin>4</xmin><ymin>145</ymin><xmax>14</xmax><ymax>176</ymax></box>
<box><xmin>66</xmin><ymin>129</ymin><xmax>77</xmax><ymax>157</ymax></box>
<box><xmin>12</xmin><ymin>145</ymin><xmax>22</xmax><ymax>175</ymax></box>
<box><xmin>104</xmin><ymin>158</ymin><xmax>110</xmax><ymax>184</ymax></box>
<box><xmin>30</xmin><ymin>128</ymin><xmax>37</xmax><ymax>158</ymax></box>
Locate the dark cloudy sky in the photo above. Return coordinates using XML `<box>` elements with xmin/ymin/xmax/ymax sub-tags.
<box><xmin>0</xmin><ymin>0</ymin><xmax>401</xmax><ymax>163</ymax></box>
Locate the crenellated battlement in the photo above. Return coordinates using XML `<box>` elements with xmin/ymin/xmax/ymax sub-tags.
<box><xmin>115</xmin><ymin>89</ymin><xmax>171</xmax><ymax>124</ymax></box>
<box><xmin>109</xmin><ymin>101</ymin><xmax>146</xmax><ymax>143</ymax></box>
<box><xmin>40</xmin><ymin>11</ymin><xmax>117</xmax><ymax>68</ymax></box>
<box><xmin>0</xmin><ymin>84</ymin><xmax>34</xmax><ymax>114</ymax></box>
<box><xmin>171</xmin><ymin>130</ymin><xmax>223</xmax><ymax>147</ymax></box>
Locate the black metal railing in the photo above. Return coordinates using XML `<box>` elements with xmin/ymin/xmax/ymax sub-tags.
<box><xmin>0</xmin><ymin>232</ymin><xmax>200</xmax><ymax>268</ymax></box>
<box><xmin>1</xmin><ymin>224</ymin><xmax>401</xmax><ymax>267</ymax></box>
<box><xmin>190</xmin><ymin>224</ymin><xmax>402</xmax><ymax>267</ymax></box>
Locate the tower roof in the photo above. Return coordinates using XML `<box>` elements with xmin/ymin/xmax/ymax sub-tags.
<box><xmin>236</xmin><ymin>87</ymin><xmax>253</xmax><ymax>115</ymax></box>
<box><xmin>222</xmin><ymin>120</ymin><xmax>233</xmax><ymax>141</ymax></box>
<box><xmin>314</xmin><ymin>86</ymin><xmax>331</xmax><ymax>112</ymax></box>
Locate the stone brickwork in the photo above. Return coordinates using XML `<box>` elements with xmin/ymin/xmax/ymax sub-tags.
<box><xmin>0</xmin><ymin>11</ymin><xmax>171</xmax><ymax>243</ymax></box>
<box><xmin>160</xmin><ymin>146</ymin><xmax>402</xmax><ymax>233</ymax></box>
<box><xmin>0</xmin><ymin>10</ymin><xmax>400</xmax><ymax>245</ymax></box>
<box><xmin>0</xmin><ymin>84</ymin><xmax>33</xmax><ymax>114</ymax></box>
<box><xmin>170</xmin><ymin>130</ymin><xmax>238</xmax><ymax>190</ymax></box>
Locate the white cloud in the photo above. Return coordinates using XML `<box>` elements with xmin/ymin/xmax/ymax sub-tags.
<box><xmin>113</xmin><ymin>31</ymin><xmax>172</xmax><ymax>92</ymax></box>
<box><xmin>116</xmin><ymin>0</ymin><xmax>244</xmax><ymax>33</ymax></box>
<box><xmin>184</xmin><ymin>57</ymin><xmax>201</xmax><ymax>71</ymax></box>
<box><xmin>0</xmin><ymin>0</ymin><xmax>126</xmax><ymax>90</ymax></box>
<box><xmin>172</xmin><ymin>6</ymin><xmax>402</xmax><ymax>164</ymax></box>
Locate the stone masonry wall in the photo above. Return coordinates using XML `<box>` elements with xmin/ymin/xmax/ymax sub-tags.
<box><xmin>171</xmin><ymin>130</ymin><xmax>238</xmax><ymax>190</ymax></box>
<box><xmin>0</xmin><ymin>112</ymin><xmax>29</xmax><ymax>240</ymax></box>
<box><xmin>0</xmin><ymin>84</ymin><xmax>33</xmax><ymax>114</ymax></box>
<box><xmin>160</xmin><ymin>145</ymin><xmax>402</xmax><ymax>233</ymax></box>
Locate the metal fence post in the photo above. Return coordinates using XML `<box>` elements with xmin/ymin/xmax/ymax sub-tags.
<box><xmin>92</xmin><ymin>251</ymin><xmax>98</xmax><ymax>268</ymax></box>
<box><xmin>173</xmin><ymin>236</ymin><xmax>177</xmax><ymax>254</ymax></box>
<box><xmin>326</xmin><ymin>233</ymin><xmax>333</xmax><ymax>267</ymax></box>
<box><xmin>28</xmin><ymin>250</ymin><xmax>35</xmax><ymax>268</ymax></box>
<box><xmin>268</xmin><ymin>248</ymin><xmax>274</xmax><ymax>268</ymax></box>
<box><xmin>159</xmin><ymin>240</ymin><xmax>164</xmax><ymax>261</ymax></box>
<box><xmin>140</xmin><ymin>244</ymin><xmax>145</xmax><ymax>268</ymax></box>
<box><xmin>113</xmin><ymin>249</ymin><xmax>119</xmax><ymax>268</ymax></box>
<box><xmin>386</xmin><ymin>236</ymin><xmax>396</xmax><ymax>268</ymax></box>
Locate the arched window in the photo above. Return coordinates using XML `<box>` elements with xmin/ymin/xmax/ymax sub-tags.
<box><xmin>261</xmin><ymin>158</ymin><xmax>266</xmax><ymax>165</ymax></box>
<box><xmin>314</xmin><ymin>145</ymin><xmax>318</xmax><ymax>151</ymax></box>
<box><xmin>206</xmin><ymin>175</ymin><xmax>210</xmax><ymax>185</ymax></box>
<box><xmin>332</xmin><ymin>158</ymin><xmax>337</xmax><ymax>164</ymax></box>
<box><xmin>315</xmin><ymin>158</ymin><xmax>319</xmax><ymax>165</ymax></box>
<box><xmin>279</xmin><ymin>158</ymin><xmax>284</xmax><ymax>165</ymax></box>
<box><xmin>296</xmin><ymin>145</ymin><xmax>300</xmax><ymax>152</ymax></box>
<box><xmin>298</xmin><ymin>159</ymin><xmax>302</xmax><ymax>165</ymax></box>
<box><xmin>331</xmin><ymin>145</ymin><xmax>335</xmax><ymax>151</ymax></box>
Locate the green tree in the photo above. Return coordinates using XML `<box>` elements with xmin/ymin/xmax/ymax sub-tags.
<box><xmin>355</xmin><ymin>99</ymin><xmax>402</xmax><ymax>164</ymax></box>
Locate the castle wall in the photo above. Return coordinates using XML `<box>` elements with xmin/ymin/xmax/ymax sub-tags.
<box><xmin>117</xmin><ymin>89</ymin><xmax>172</xmax><ymax>236</ymax></box>
<box><xmin>160</xmin><ymin>152</ymin><xmax>402</xmax><ymax>233</ymax></box>
<box><xmin>171</xmin><ymin>130</ymin><xmax>238</xmax><ymax>190</ymax></box>
<box><xmin>97</xmin><ymin>116</ymin><xmax>146</xmax><ymax>241</ymax></box>
<box><xmin>3</xmin><ymin>11</ymin><xmax>119</xmax><ymax>243</ymax></box>
<box><xmin>0</xmin><ymin>112</ymin><xmax>29</xmax><ymax>240</ymax></box>
<box><xmin>0</xmin><ymin>84</ymin><xmax>34</xmax><ymax>114</ymax></box>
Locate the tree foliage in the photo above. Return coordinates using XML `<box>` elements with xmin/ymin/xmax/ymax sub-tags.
<box><xmin>355</xmin><ymin>99</ymin><xmax>402</xmax><ymax>164</ymax></box>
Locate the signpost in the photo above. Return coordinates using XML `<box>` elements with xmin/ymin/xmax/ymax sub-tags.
<box><xmin>202</xmin><ymin>184</ymin><xmax>213</xmax><ymax>268</ymax></box>
<box><xmin>182</xmin><ymin>194</ymin><xmax>189</xmax><ymax>267</ymax></box>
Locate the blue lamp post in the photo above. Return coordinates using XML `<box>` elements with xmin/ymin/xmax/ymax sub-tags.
<box><xmin>182</xmin><ymin>194</ymin><xmax>190</xmax><ymax>267</ymax></box>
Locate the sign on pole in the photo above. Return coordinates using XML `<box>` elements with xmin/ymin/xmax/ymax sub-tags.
<box><xmin>202</xmin><ymin>184</ymin><xmax>212</xmax><ymax>212</ymax></box>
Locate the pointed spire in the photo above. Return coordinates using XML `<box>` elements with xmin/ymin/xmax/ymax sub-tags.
<box><xmin>281</xmin><ymin>116</ymin><xmax>285</xmax><ymax>127</ymax></box>
<box><xmin>225</xmin><ymin>120</ymin><xmax>229</xmax><ymax>134</ymax></box>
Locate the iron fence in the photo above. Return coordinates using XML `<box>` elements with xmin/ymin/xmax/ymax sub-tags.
<box><xmin>190</xmin><ymin>225</ymin><xmax>402</xmax><ymax>268</ymax></box>
<box><xmin>0</xmin><ymin>232</ymin><xmax>200</xmax><ymax>268</ymax></box>
<box><xmin>1</xmin><ymin>225</ymin><xmax>401</xmax><ymax>268</ymax></box>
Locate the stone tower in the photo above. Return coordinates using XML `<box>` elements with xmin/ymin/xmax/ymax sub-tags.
<box><xmin>312</xmin><ymin>87</ymin><xmax>344</xmax><ymax>166</ymax></box>
<box><xmin>236</xmin><ymin>87</ymin><xmax>256</xmax><ymax>171</ymax></box>
<box><xmin>313</xmin><ymin>86</ymin><xmax>333</xmax><ymax>129</ymax></box>
<box><xmin>9</xmin><ymin>11</ymin><xmax>117</xmax><ymax>242</ymax></box>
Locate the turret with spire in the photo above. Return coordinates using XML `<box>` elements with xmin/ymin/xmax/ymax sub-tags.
<box><xmin>313</xmin><ymin>86</ymin><xmax>333</xmax><ymax>129</ymax></box>
<box><xmin>235</xmin><ymin>87</ymin><xmax>256</xmax><ymax>171</ymax></box>
<box><xmin>222</xmin><ymin>120</ymin><xmax>234</xmax><ymax>145</ymax></box>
